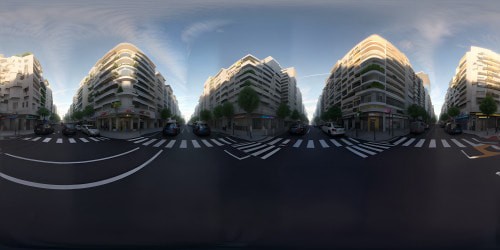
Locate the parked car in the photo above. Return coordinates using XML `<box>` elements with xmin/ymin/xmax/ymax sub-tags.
<box><xmin>289</xmin><ymin>123</ymin><xmax>307</xmax><ymax>135</ymax></box>
<box><xmin>445</xmin><ymin>122</ymin><xmax>462</xmax><ymax>135</ymax></box>
<box><xmin>62</xmin><ymin>123</ymin><xmax>77</xmax><ymax>136</ymax></box>
<box><xmin>410</xmin><ymin>121</ymin><xmax>426</xmax><ymax>134</ymax></box>
<box><xmin>193</xmin><ymin>123</ymin><xmax>211</xmax><ymax>136</ymax></box>
<box><xmin>162</xmin><ymin>121</ymin><xmax>180</xmax><ymax>136</ymax></box>
<box><xmin>321</xmin><ymin>122</ymin><xmax>345</xmax><ymax>136</ymax></box>
<box><xmin>82</xmin><ymin>124</ymin><xmax>100</xmax><ymax>136</ymax></box>
<box><xmin>75</xmin><ymin>124</ymin><xmax>82</xmax><ymax>131</ymax></box>
<box><xmin>34</xmin><ymin>123</ymin><xmax>54</xmax><ymax>135</ymax></box>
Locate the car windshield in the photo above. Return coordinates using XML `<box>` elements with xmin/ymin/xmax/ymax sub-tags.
<box><xmin>65</xmin><ymin>124</ymin><xmax>75</xmax><ymax>128</ymax></box>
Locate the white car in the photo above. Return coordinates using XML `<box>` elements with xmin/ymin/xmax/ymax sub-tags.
<box><xmin>82</xmin><ymin>124</ymin><xmax>100</xmax><ymax>136</ymax></box>
<box><xmin>321</xmin><ymin>122</ymin><xmax>345</xmax><ymax>136</ymax></box>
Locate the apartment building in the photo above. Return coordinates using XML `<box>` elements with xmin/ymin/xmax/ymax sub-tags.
<box><xmin>318</xmin><ymin>34</ymin><xmax>431</xmax><ymax>132</ymax></box>
<box><xmin>442</xmin><ymin>46</ymin><xmax>500</xmax><ymax>130</ymax></box>
<box><xmin>416</xmin><ymin>72</ymin><xmax>435</xmax><ymax>119</ymax></box>
<box><xmin>70</xmin><ymin>43</ymin><xmax>180</xmax><ymax>131</ymax></box>
<box><xmin>0</xmin><ymin>53</ymin><xmax>53</xmax><ymax>131</ymax></box>
<box><xmin>196</xmin><ymin>54</ymin><xmax>304</xmax><ymax>131</ymax></box>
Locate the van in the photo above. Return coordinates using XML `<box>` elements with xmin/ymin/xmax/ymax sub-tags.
<box><xmin>410</xmin><ymin>121</ymin><xmax>426</xmax><ymax>134</ymax></box>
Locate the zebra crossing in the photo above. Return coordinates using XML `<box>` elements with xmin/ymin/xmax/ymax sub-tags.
<box><xmin>20</xmin><ymin>136</ymin><xmax>110</xmax><ymax>144</ymax></box>
<box><xmin>127</xmin><ymin>136</ymin><xmax>237</xmax><ymax>149</ymax></box>
<box><xmin>392</xmin><ymin>137</ymin><xmax>483</xmax><ymax>148</ymax></box>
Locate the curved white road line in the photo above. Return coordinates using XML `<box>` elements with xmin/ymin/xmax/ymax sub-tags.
<box><xmin>0</xmin><ymin>150</ymin><xmax>163</xmax><ymax>190</ymax></box>
<box><xmin>3</xmin><ymin>147</ymin><xmax>140</xmax><ymax>165</ymax></box>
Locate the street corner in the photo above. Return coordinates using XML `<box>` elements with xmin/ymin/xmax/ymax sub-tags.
<box><xmin>461</xmin><ymin>144</ymin><xmax>500</xmax><ymax>159</ymax></box>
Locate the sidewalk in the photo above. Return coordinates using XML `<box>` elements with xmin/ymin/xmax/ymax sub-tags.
<box><xmin>345</xmin><ymin>128</ymin><xmax>409</xmax><ymax>142</ymax></box>
<box><xmin>100</xmin><ymin>128</ymin><xmax>162</xmax><ymax>140</ymax></box>
<box><xmin>0</xmin><ymin>130</ymin><xmax>33</xmax><ymax>140</ymax></box>
<box><xmin>463</xmin><ymin>129</ymin><xmax>500</xmax><ymax>141</ymax></box>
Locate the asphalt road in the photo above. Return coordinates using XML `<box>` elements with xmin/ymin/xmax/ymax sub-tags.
<box><xmin>0</xmin><ymin>125</ymin><xmax>499</xmax><ymax>249</ymax></box>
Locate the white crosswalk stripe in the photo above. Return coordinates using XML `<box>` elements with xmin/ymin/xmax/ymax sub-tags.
<box><xmin>348</xmin><ymin>138</ymin><xmax>360</xmax><ymax>143</ymax></box>
<box><xmin>330</xmin><ymin>139</ymin><xmax>342</xmax><ymax>147</ymax></box>
<box><xmin>43</xmin><ymin>138</ymin><xmax>52</xmax><ymax>143</ymax></box>
<box><xmin>235</xmin><ymin>142</ymin><xmax>260</xmax><ymax>150</ymax></box>
<box><xmin>98</xmin><ymin>137</ymin><xmax>109</xmax><ymax>140</ymax></box>
<box><xmin>402</xmin><ymin>138</ymin><xmax>415</xmax><ymax>146</ymax></box>
<box><xmin>192</xmin><ymin>140</ymin><xmax>201</xmax><ymax>148</ymax></box>
<box><xmin>56</xmin><ymin>138</ymin><xmax>63</xmax><ymax>144</ymax></box>
<box><xmin>261</xmin><ymin>147</ymin><xmax>281</xmax><ymax>159</ymax></box>
<box><xmin>357</xmin><ymin>144</ymin><xmax>383</xmax><ymax>152</ymax></box>
<box><xmin>319</xmin><ymin>139</ymin><xmax>329</xmax><ymax>148</ymax></box>
<box><xmin>79</xmin><ymin>138</ymin><xmax>89</xmax><ymax>143</ymax></box>
<box><xmin>243</xmin><ymin>144</ymin><xmax>268</xmax><ymax>153</ymax></box>
<box><xmin>441</xmin><ymin>139</ymin><xmax>450</xmax><ymax>148</ymax></box>
<box><xmin>414</xmin><ymin>139</ymin><xmax>425</xmax><ymax>147</ymax></box>
<box><xmin>142</xmin><ymin>139</ymin><xmax>157</xmax><ymax>146</ymax></box>
<box><xmin>393</xmin><ymin>137</ymin><xmax>407</xmax><ymax>145</ymax></box>
<box><xmin>210</xmin><ymin>139</ymin><xmax>224</xmax><ymax>146</ymax></box>
<box><xmin>153</xmin><ymin>139</ymin><xmax>166</xmax><ymax>147</ymax></box>
<box><xmin>307</xmin><ymin>140</ymin><xmax>315</xmax><ymax>148</ymax></box>
<box><xmin>165</xmin><ymin>140</ymin><xmax>176</xmax><ymax>148</ymax></box>
<box><xmin>268</xmin><ymin>138</ymin><xmax>283</xmax><ymax>145</ymax></box>
<box><xmin>127</xmin><ymin>137</ymin><xmax>144</xmax><ymax>141</ymax></box>
<box><xmin>201</xmin><ymin>139</ymin><xmax>213</xmax><ymax>147</ymax></box>
<box><xmin>429</xmin><ymin>139</ymin><xmax>436</xmax><ymax>148</ymax></box>
<box><xmin>281</xmin><ymin>139</ymin><xmax>290</xmax><ymax>145</ymax></box>
<box><xmin>89</xmin><ymin>137</ymin><xmax>100</xmax><ymax>142</ymax></box>
<box><xmin>352</xmin><ymin>145</ymin><xmax>376</xmax><ymax>155</ymax></box>
<box><xmin>346</xmin><ymin>146</ymin><xmax>368</xmax><ymax>158</ymax></box>
<box><xmin>232</xmin><ymin>141</ymin><xmax>255</xmax><ymax>147</ymax></box>
<box><xmin>462</xmin><ymin>139</ymin><xmax>482</xmax><ymax>147</ymax></box>
<box><xmin>180</xmin><ymin>140</ymin><xmax>187</xmax><ymax>148</ymax></box>
<box><xmin>23</xmin><ymin>137</ymin><xmax>32</xmax><ymax>140</ymax></box>
<box><xmin>251</xmin><ymin>145</ymin><xmax>275</xmax><ymax>157</ymax></box>
<box><xmin>225</xmin><ymin>137</ymin><xmax>237</xmax><ymax>143</ymax></box>
<box><xmin>451</xmin><ymin>139</ymin><xmax>466</xmax><ymax>148</ymax></box>
<box><xmin>340</xmin><ymin>138</ymin><xmax>353</xmax><ymax>146</ymax></box>
<box><xmin>293</xmin><ymin>139</ymin><xmax>303</xmax><ymax>148</ymax></box>
<box><xmin>134</xmin><ymin>138</ymin><xmax>149</xmax><ymax>144</ymax></box>
<box><xmin>218</xmin><ymin>138</ymin><xmax>231</xmax><ymax>144</ymax></box>
<box><xmin>364</xmin><ymin>142</ymin><xmax>390</xmax><ymax>149</ymax></box>
<box><xmin>32</xmin><ymin>137</ymin><xmax>41</xmax><ymax>141</ymax></box>
<box><xmin>69</xmin><ymin>138</ymin><xmax>76</xmax><ymax>143</ymax></box>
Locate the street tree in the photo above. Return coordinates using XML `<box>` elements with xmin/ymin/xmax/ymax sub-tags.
<box><xmin>439</xmin><ymin>112</ymin><xmax>450</xmax><ymax>121</ymax></box>
<box><xmin>49</xmin><ymin>113</ymin><xmax>61</xmax><ymax>123</ymax></box>
<box><xmin>479</xmin><ymin>94</ymin><xmax>498</xmax><ymax>131</ymax></box>
<box><xmin>447</xmin><ymin>106</ymin><xmax>460</xmax><ymax>119</ymax></box>
<box><xmin>160</xmin><ymin>107</ymin><xmax>171</xmax><ymax>120</ymax></box>
<box><xmin>276</xmin><ymin>103</ymin><xmax>291</xmax><ymax>128</ymax></box>
<box><xmin>82</xmin><ymin>105</ymin><xmax>95</xmax><ymax>118</ymax></box>
<box><xmin>213</xmin><ymin>105</ymin><xmax>223</xmax><ymax>128</ymax></box>
<box><xmin>238</xmin><ymin>86</ymin><xmax>260</xmax><ymax>114</ymax></box>
<box><xmin>290</xmin><ymin>109</ymin><xmax>300</xmax><ymax>120</ymax></box>
<box><xmin>200</xmin><ymin>109</ymin><xmax>212</xmax><ymax>122</ymax></box>
<box><xmin>72</xmin><ymin>110</ymin><xmax>84</xmax><ymax>121</ymax></box>
<box><xmin>37</xmin><ymin>107</ymin><xmax>50</xmax><ymax>120</ymax></box>
<box><xmin>222</xmin><ymin>102</ymin><xmax>234</xmax><ymax>129</ymax></box>
<box><xmin>326</xmin><ymin>106</ymin><xmax>342</xmax><ymax>123</ymax></box>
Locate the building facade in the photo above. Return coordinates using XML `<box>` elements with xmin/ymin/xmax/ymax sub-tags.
<box><xmin>195</xmin><ymin>54</ymin><xmax>304</xmax><ymax>131</ymax></box>
<box><xmin>318</xmin><ymin>34</ymin><xmax>431</xmax><ymax>132</ymax></box>
<box><xmin>69</xmin><ymin>43</ymin><xmax>180</xmax><ymax>131</ymax></box>
<box><xmin>442</xmin><ymin>46</ymin><xmax>500</xmax><ymax>130</ymax></box>
<box><xmin>0</xmin><ymin>53</ymin><xmax>53</xmax><ymax>131</ymax></box>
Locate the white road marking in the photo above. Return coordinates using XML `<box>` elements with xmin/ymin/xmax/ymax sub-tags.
<box><xmin>210</xmin><ymin>139</ymin><xmax>224</xmax><ymax>146</ymax></box>
<box><xmin>134</xmin><ymin>138</ymin><xmax>149</xmax><ymax>144</ymax></box>
<box><xmin>98</xmin><ymin>137</ymin><xmax>109</xmax><ymax>140</ymax></box>
<box><xmin>243</xmin><ymin>144</ymin><xmax>268</xmax><ymax>153</ymax></box>
<box><xmin>329</xmin><ymin>139</ymin><xmax>342</xmax><ymax>147</ymax></box>
<box><xmin>251</xmin><ymin>145</ymin><xmax>276</xmax><ymax>156</ymax></box>
<box><xmin>429</xmin><ymin>139</ymin><xmax>436</xmax><ymax>148</ymax></box>
<box><xmin>232</xmin><ymin>141</ymin><xmax>255</xmax><ymax>147</ymax></box>
<box><xmin>79</xmin><ymin>138</ymin><xmax>89</xmax><ymax>143</ymax></box>
<box><xmin>346</xmin><ymin>146</ymin><xmax>368</xmax><ymax>158</ymax></box>
<box><xmin>42</xmin><ymin>138</ymin><xmax>52</xmax><ymax>143</ymax></box>
<box><xmin>451</xmin><ymin>139</ymin><xmax>466</xmax><ymax>148</ymax></box>
<box><xmin>23</xmin><ymin>138</ymin><xmax>32</xmax><ymax>140</ymax></box>
<box><xmin>358</xmin><ymin>144</ymin><xmax>383</xmax><ymax>152</ymax></box>
<box><xmin>56</xmin><ymin>138</ymin><xmax>63</xmax><ymax>144</ymax></box>
<box><xmin>307</xmin><ymin>140</ymin><xmax>315</xmax><ymax>148</ymax></box>
<box><xmin>127</xmin><ymin>137</ymin><xmax>144</xmax><ymax>141</ymax></box>
<box><xmin>348</xmin><ymin>137</ymin><xmax>360</xmax><ymax>143</ymax></box>
<box><xmin>89</xmin><ymin>137</ymin><xmax>100</xmax><ymax>142</ymax></box>
<box><xmin>180</xmin><ymin>140</ymin><xmax>187</xmax><ymax>148</ymax></box>
<box><xmin>165</xmin><ymin>140</ymin><xmax>176</xmax><ymax>148</ymax></box>
<box><xmin>153</xmin><ymin>139</ymin><xmax>166</xmax><ymax>147</ymax></box>
<box><xmin>293</xmin><ymin>139</ymin><xmax>303</xmax><ymax>148</ymax></box>
<box><xmin>69</xmin><ymin>138</ymin><xmax>76</xmax><ymax>143</ymax></box>
<box><xmin>352</xmin><ymin>145</ymin><xmax>376</xmax><ymax>155</ymax></box>
<box><xmin>281</xmin><ymin>139</ymin><xmax>290</xmax><ymax>145</ymax></box>
<box><xmin>218</xmin><ymin>138</ymin><xmax>231</xmax><ymax>144</ymax></box>
<box><xmin>225</xmin><ymin>137</ymin><xmax>237</xmax><ymax>143</ymax></box>
<box><xmin>414</xmin><ymin>139</ymin><xmax>425</xmax><ymax>147</ymax></box>
<box><xmin>472</xmin><ymin>138</ymin><xmax>481</xmax><ymax>143</ymax></box>
<box><xmin>32</xmin><ymin>137</ymin><xmax>41</xmax><ymax>141</ymax></box>
<box><xmin>224</xmin><ymin>150</ymin><xmax>250</xmax><ymax>160</ymax></box>
<box><xmin>192</xmin><ymin>140</ymin><xmax>201</xmax><ymax>148</ymax></box>
<box><xmin>340</xmin><ymin>138</ymin><xmax>353</xmax><ymax>146</ymax></box>
<box><xmin>268</xmin><ymin>138</ymin><xmax>283</xmax><ymax>145</ymax></box>
<box><xmin>402</xmin><ymin>138</ymin><xmax>415</xmax><ymax>146</ymax></box>
<box><xmin>261</xmin><ymin>147</ymin><xmax>281</xmax><ymax>159</ymax></box>
<box><xmin>0</xmin><ymin>150</ymin><xmax>162</xmax><ymax>190</ymax></box>
<box><xmin>364</xmin><ymin>143</ymin><xmax>390</xmax><ymax>149</ymax></box>
<box><xmin>319</xmin><ymin>139</ymin><xmax>329</xmax><ymax>148</ymax></box>
<box><xmin>462</xmin><ymin>139</ymin><xmax>482</xmax><ymax>147</ymax></box>
<box><xmin>393</xmin><ymin>137</ymin><xmax>407</xmax><ymax>145</ymax></box>
<box><xmin>142</xmin><ymin>139</ymin><xmax>157</xmax><ymax>146</ymax></box>
<box><xmin>492</xmin><ymin>145</ymin><xmax>500</xmax><ymax>150</ymax></box>
<box><xmin>201</xmin><ymin>139</ymin><xmax>213</xmax><ymax>147</ymax></box>
<box><xmin>235</xmin><ymin>142</ymin><xmax>260</xmax><ymax>150</ymax></box>
<box><xmin>4</xmin><ymin>147</ymin><xmax>140</xmax><ymax>164</ymax></box>
<box><xmin>441</xmin><ymin>139</ymin><xmax>450</xmax><ymax>148</ymax></box>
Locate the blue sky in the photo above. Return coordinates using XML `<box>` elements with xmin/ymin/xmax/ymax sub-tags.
<box><xmin>1</xmin><ymin>0</ymin><xmax>500</xmax><ymax>120</ymax></box>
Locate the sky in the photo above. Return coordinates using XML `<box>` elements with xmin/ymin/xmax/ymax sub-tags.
<box><xmin>1</xmin><ymin>0</ymin><xmax>500</xmax><ymax>121</ymax></box>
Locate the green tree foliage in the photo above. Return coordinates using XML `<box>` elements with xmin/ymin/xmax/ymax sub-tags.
<box><xmin>160</xmin><ymin>108</ymin><xmax>171</xmax><ymax>120</ymax></box>
<box><xmin>72</xmin><ymin>110</ymin><xmax>84</xmax><ymax>121</ymax></box>
<box><xmin>49</xmin><ymin>113</ymin><xmax>61</xmax><ymax>122</ymax></box>
<box><xmin>237</xmin><ymin>86</ymin><xmax>260</xmax><ymax>114</ymax></box>
<box><xmin>222</xmin><ymin>102</ymin><xmax>234</xmax><ymax>118</ymax></box>
<box><xmin>447</xmin><ymin>106</ymin><xmax>460</xmax><ymax>118</ymax></box>
<box><xmin>189</xmin><ymin>116</ymin><xmax>199</xmax><ymax>124</ymax></box>
<box><xmin>479</xmin><ymin>94</ymin><xmax>498</xmax><ymax>117</ymax></box>
<box><xmin>36</xmin><ymin>107</ymin><xmax>50</xmax><ymax>119</ymax></box>
<box><xmin>200</xmin><ymin>109</ymin><xmax>212</xmax><ymax>121</ymax></box>
<box><xmin>83</xmin><ymin>105</ymin><xmax>95</xmax><ymax>118</ymax></box>
<box><xmin>276</xmin><ymin>103</ymin><xmax>291</xmax><ymax>120</ymax></box>
<box><xmin>407</xmin><ymin>104</ymin><xmax>425</xmax><ymax>120</ymax></box>
<box><xmin>439</xmin><ymin>112</ymin><xmax>450</xmax><ymax>121</ymax></box>
<box><xmin>326</xmin><ymin>106</ymin><xmax>342</xmax><ymax>122</ymax></box>
<box><xmin>290</xmin><ymin>109</ymin><xmax>300</xmax><ymax>120</ymax></box>
<box><xmin>213</xmin><ymin>105</ymin><xmax>224</xmax><ymax>119</ymax></box>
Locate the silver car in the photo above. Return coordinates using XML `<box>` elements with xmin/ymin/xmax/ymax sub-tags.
<box><xmin>82</xmin><ymin>124</ymin><xmax>100</xmax><ymax>136</ymax></box>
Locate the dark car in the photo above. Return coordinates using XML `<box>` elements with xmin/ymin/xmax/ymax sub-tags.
<box><xmin>162</xmin><ymin>122</ymin><xmax>180</xmax><ymax>136</ymax></box>
<box><xmin>34</xmin><ymin>123</ymin><xmax>54</xmax><ymax>135</ymax></box>
<box><xmin>289</xmin><ymin>123</ymin><xmax>307</xmax><ymax>135</ymax></box>
<box><xmin>62</xmin><ymin>123</ymin><xmax>77</xmax><ymax>136</ymax></box>
<box><xmin>445</xmin><ymin>123</ymin><xmax>462</xmax><ymax>135</ymax></box>
<box><xmin>193</xmin><ymin>123</ymin><xmax>211</xmax><ymax>136</ymax></box>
